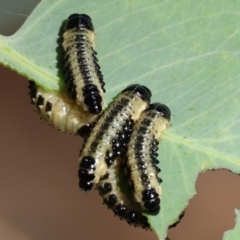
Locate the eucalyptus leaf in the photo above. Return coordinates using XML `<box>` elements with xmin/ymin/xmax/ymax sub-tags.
<box><xmin>0</xmin><ymin>0</ymin><xmax>240</xmax><ymax>239</ymax></box>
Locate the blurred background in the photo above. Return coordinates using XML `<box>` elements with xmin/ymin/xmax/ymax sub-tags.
<box><xmin>1</xmin><ymin>1</ymin><xmax>240</xmax><ymax>240</ymax></box>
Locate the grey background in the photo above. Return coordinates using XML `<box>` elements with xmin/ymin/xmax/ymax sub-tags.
<box><xmin>1</xmin><ymin>1</ymin><xmax>240</xmax><ymax>239</ymax></box>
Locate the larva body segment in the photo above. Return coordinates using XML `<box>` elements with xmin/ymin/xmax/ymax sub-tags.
<box><xmin>125</xmin><ymin>103</ymin><xmax>171</xmax><ymax>214</ymax></box>
<box><xmin>62</xmin><ymin>13</ymin><xmax>105</xmax><ymax>115</ymax></box>
<box><xmin>97</xmin><ymin>158</ymin><xmax>150</xmax><ymax>229</ymax></box>
<box><xmin>28</xmin><ymin>81</ymin><xmax>95</xmax><ymax>135</ymax></box>
<box><xmin>78</xmin><ymin>84</ymin><xmax>152</xmax><ymax>192</ymax></box>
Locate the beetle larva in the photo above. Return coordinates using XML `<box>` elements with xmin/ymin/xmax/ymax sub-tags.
<box><xmin>78</xmin><ymin>84</ymin><xmax>152</xmax><ymax>192</ymax></box>
<box><xmin>124</xmin><ymin>103</ymin><xmax>171</xmax><ymax>214</ymax></box>
<box><xmin>62</xmin><ymin>13</ymin><xmax>105</xmax><ymax>115</ymax></box>
<box><xmin>28</xmin><ymin>81</ymin><xmax>95</xmax><ymax>135</ymax></box>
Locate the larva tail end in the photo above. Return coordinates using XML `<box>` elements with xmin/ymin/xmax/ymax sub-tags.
<box><xmin>142</xmin><ymin>188</ymin><xmax>161</xmax><ymax>215</ymax></box>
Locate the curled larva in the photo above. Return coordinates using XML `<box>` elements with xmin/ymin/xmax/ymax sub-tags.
<box><xmin>78</xmin><ymin>84</ymin><xmax>152</xmax><ymax>192</ymax></box>
<box><xmin>97</xmin><ymin>157</ymin><xmax>150</xmax><ymax>229</ymax></box>
<box><xmin>62</xmin><ymin>13</ymin><xmax>105</xmax><ymax>115</ymax></box>
<box><xmin>124</xmin><ymin>103</ymin><xmax>171</xmax><ymax>214</ymax></box>
<box><xmin>28</xmin><ymin>81</ymin><xmax>95</xmax><ymax>135</ymax></box>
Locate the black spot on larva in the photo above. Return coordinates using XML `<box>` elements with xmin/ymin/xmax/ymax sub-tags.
<box><xmin>152</xmin><ymin>158</ymin><xmax>159</xmax><ymax>165</ymax></box>
<box><xmin>80</xmin><ymin>156</ymin><xmax>95</xmax><ymax>169</ymax></box>
<box><xmin>149</xmin><ymin>102</ymin><xmax>171</xmax><ymax>121</ymax></box>
<box><xmin>36</xmin><ymin>95</ymin><xmax>44</xmax><ymax>110</ymax></box>
<box><xmin>125</xmin><ymin>211</ymin><xmax>139</xmax><ymax>224</ymax></box>
<box><xmin>105</xmin><ymin>150</ymin><xmax>115</xmax><ymax>167</ymax></box>
<box><xmin>98</xmin><ymin>182</ymin><xmax>112</xmax><ymax>195</ymax></box>
<box><xmin>90</xmin><ymin>141</ymin><xmax>99</xmax><ymax>151</ymax></box>
<box><xmin>105</xmin><ymin>194</ymin><xmax>118</xmax><ymax>208</ymax></box>
<box><xmin>78</xmin><ymin>169</ymin><xmax>94</xmax><ymax>181</ymax></box>
<box><xmin>77</xmin><ymin>124</ymin><xmax>92</xmax><ymax>139</ymax></box>
<box><xmin>114</xmin><ymin>204</ymin><xmax>128</xmax><ymax>219</ymax></box>
<box><xmin>122</xmin><ymin>84</ymin><xmax>152</xmax><ymax>103</ymax></box>
<box><xmin>112</xmin><ymin>139</ymin><xmax>121</xmax><ymax>156</ymax></box>
<box><xmin>28</xmin><ymin>81</ymin><xmax>37</xmax><ymax>99</ymax></box>
<box><xmin>79</xmin><ymin>179</ymin><xmax>93</xmax><ymax>192</ymax></box>
<box><xmin>151</xmin><ymin>145</ymin><xmax>159</xmax><ymax>152</ymax></box>
<box><xmin>101</xmin><ymin>172</ymin><xmax>109</xmax><ymax>180</ymax></box>
<box><xmin>154</xmin><ymin>165</ymin><xmax>161</xmax><ymax>173</ymax></box>
<box><xmin>150</xmin><ymin>150</ymin><xmax>159</xmax><ymax>159</ymax></box>
<box><xmin>63</xmin><ymin>13</ymin><xmax>105</xmax><ymax>115</ymax></box>
<box><xmin>157</xmin><ymin>177</ymin><xmax>163</xmax><ymax>183</ymax></box>
<box><xmin>78</xmin><ymin>156</ymin><xmax>96</xmax><ymax>191</ymax></box>
<box><xmin>138</xmin><ymin>215</ymin><xmax>150</xmax><ymax>228</ymax></box>
<box><xmin>137</xmin><ymin>161</ymin><xmax>146</xmax><ymax>171</ymax></box>
<box><xmin>138</xmin><ymin>126</ymin><xmax>147</xmax><ymax>135</ymax></box>
<box><xmin>45</xmin><ymin>102</ymin><xmax>52</xmax><ymax>112</ymax></box>
<box><xmin>141</xmin><ymin>174</ymin><xmax>150</xmax><ymax>185</ymax></box>
<box><xmin>101</xmin><ymin>122</ymin><xmax>110</xmax><ymax>131</ymax></box>
<box><xmin>142</xmin><ymin>118</ymin><xmax>151</xmax><ymax>126</ymax></box>
<box><xmin>134</xmin><ymin>141</ymin><xmax>144</xmax><ymax>151</ymax></box>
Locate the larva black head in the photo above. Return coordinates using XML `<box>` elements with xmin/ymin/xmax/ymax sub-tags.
<box><xmin>66</xmin><ymin>13</ymin><xmax>94</xmax><ymax>31</ymax></box>
<box><xmin>149</xmin><ymin>103</ymin><xmax>171</xmax><ymax>121</ymax></box>
<box><xmin>122</xmin><ymin>84</ymin><xmax>152</xmax><ymax>103</ymax></box>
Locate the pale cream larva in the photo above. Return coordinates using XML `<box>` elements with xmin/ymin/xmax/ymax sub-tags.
<box><xmin>28</xmin><ymin>81</ymin><xmax>95</xmax><ymax>135</ymax></box>
<box><xmin>124</xmin><ymin>103</ymin><xmax>171</xmax><ymax>214</ymax></box>
<box><xmin>62</xmin><ymin>13</ymin><xmax>105</xmax><ymax>115</ymax></box>
<box><xmin>78</xmin><ymin>84</ymin><xmax>152</xmax><ymax>192</ymax></box>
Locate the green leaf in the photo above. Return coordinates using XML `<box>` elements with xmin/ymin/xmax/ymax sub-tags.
<box><xmin>223</xmin><ymin>209</ymin><xmax>240</xmax><ymax>240</ymax></box>
<box><xmin>1</xmin><ymin>0</ymin><xmax>240</xmax><ymax>239</ymax></box>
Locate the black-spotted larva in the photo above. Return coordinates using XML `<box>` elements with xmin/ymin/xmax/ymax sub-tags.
<box><xmin>124</xmin><ymin>103</ymin><xmax>171</xmax><ymax>214</ymax></box>
<box><xmin>62</xmin><ymin>13</ymin><xmax>105</xmax><ymax>115</ymax></box>
<box><xmin>78</xmin><ymin>84</ymin><xmax>152</xmax><ymax>192</ymax></box>
<box><xmin>97</xmin><ymin>157</ymin><xmax>150</xmax><ymax>229</ymax></box>
<box><xmin>28</xmin><ymin>81</ymin><xmax>95</xmax><ymax>135</ymax></box>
